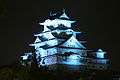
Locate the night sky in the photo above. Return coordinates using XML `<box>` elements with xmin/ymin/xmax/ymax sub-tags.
<box><xmin>0</xmin><ymin>0</ymin><xmax>120</xmax><ymax>70</ymax></box>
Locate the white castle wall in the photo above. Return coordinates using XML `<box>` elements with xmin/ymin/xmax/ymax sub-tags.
<box><xmin>39</xmin><ymin>55</ymin><xmax>57</xmax><ymax>66</ymax></box>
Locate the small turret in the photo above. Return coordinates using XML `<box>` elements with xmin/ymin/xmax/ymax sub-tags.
<box><xmin>96</xmin><ymin>49</ymin><xmax>106</xmax><ymax>58</ymax></box>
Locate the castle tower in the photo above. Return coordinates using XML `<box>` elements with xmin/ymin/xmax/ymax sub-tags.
<box><xmin>20</xmin><ymin>9</ymin><xmax>109</xmax><ymax>71</ymax></box>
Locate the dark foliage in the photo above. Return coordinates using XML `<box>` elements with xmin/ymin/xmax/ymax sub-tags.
<box><xmin>0</xmin><ymin>64</ymin><xmax>113</xmax><ymax>80</ymax></box>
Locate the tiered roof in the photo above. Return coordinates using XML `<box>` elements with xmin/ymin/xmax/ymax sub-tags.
<box><xmin>30</xmin><ymin>9</ymin><xmax>85</xmax><ymax>50</ymax></box>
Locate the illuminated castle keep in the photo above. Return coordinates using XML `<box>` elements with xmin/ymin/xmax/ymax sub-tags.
<box><xmin>20</xmin><ymin>10</ymin><xmax>109</xmax><ymax>70</ymax></box>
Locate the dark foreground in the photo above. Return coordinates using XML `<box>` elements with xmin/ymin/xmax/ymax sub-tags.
<box><xmin>0</xmin><ymin>64</ymin><xmax>119</xmax><ymax>80</ymax></box>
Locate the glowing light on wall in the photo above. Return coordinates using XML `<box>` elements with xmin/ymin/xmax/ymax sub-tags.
<box><xmin>69</xmin><ymin>54</ymin><xmax>80</xmax><ymax>59</ymax></box>
<box><xmin>61</xmin><ymin>54</ymin><xmax>82</xmax><ymax>65</ymax></box>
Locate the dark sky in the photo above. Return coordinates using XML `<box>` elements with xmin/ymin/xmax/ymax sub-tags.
<box><xmin>0</xmin><ymin>0</ymin><xmax>120</xmax><ymax>70</ymax></box>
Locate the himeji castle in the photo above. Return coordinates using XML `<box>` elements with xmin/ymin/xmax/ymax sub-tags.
<box><xmin>20</xmin><ymin>9</ymin><xmax>109</xmax><ymax>71</ymax></box>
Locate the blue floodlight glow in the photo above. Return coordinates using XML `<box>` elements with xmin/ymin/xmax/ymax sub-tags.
<box><xmin>96</xmin><ymin>59</ymin><xmax>107</xmax><ymax>64</ymax></box>
<box><xmin>62</xmin><ymin>59</ymin><xmax>81</xmax><ymax>65</ymax></box>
